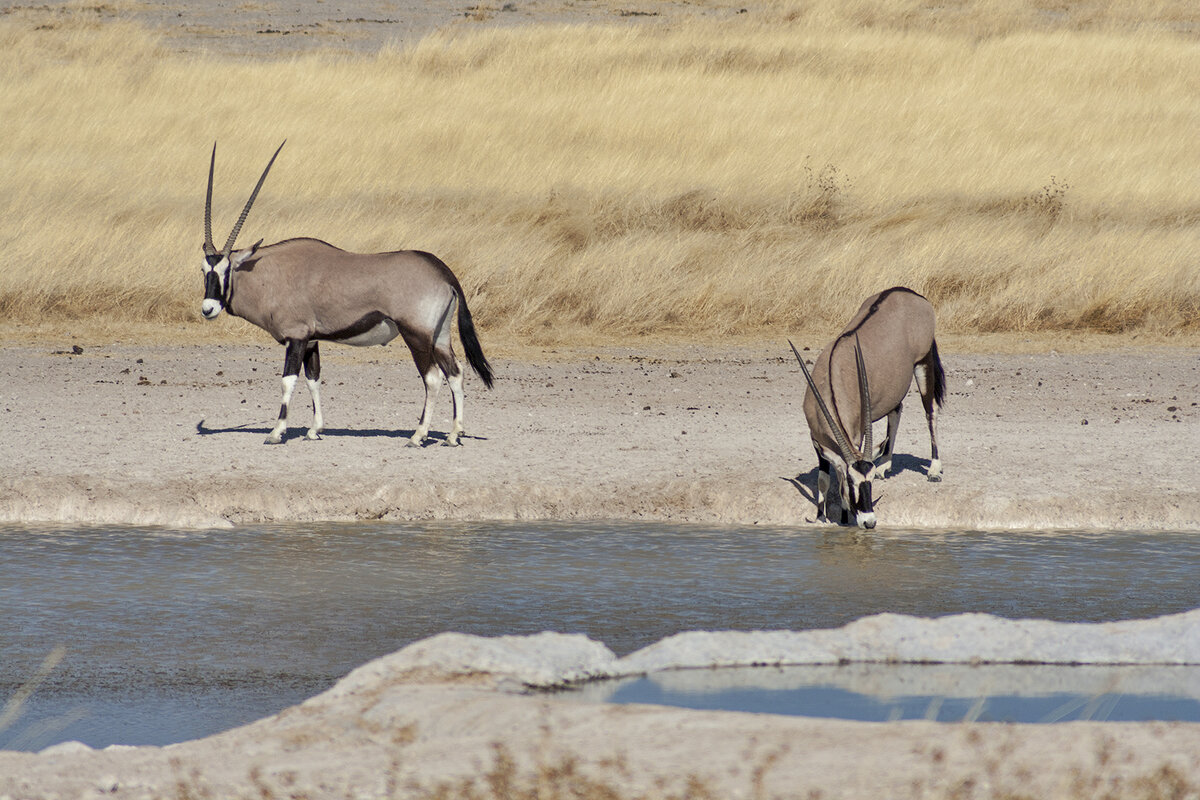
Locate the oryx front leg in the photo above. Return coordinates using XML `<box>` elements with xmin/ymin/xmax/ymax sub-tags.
<box><xmin>408</xmin><ymin>367</ymin><xmax>444</xmax><ymax>447</ymax></box>
<box><xmin>303</xmin><ymin>342</ymin><xmax>323</xmax><ymax>441</ymax></box>
<box><xmin>814</xmin><ymin>450</ymin><xmax>834</xmax><ymax>522</ymax></box>
<box><xmin>267</xmin><ymin>339</ymin><xmax>307</xmax><ymax>444</ymax></box>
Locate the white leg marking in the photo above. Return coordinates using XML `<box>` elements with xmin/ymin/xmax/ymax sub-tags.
<box><xmin>927</xmin><ymin>405</ymin><xmax>942</xmax><ymax>481</ymax></box>
<box><xmin>305</xmin><ymin>377</ymin><xmax>323</xmax><ymax>440</ymax></box>
<box><xmin>266</xmin><ymin>374</ymin><xmax>298</xmax><ymax>444</ymax></box>
<box><xmin>445</xmin><ymin>365</ymin><xmax>464</xmax><ymax>447</ymax></box>
<box><xmin>408</xmin><ymin>367</ymin><xmax>444</xmax><ymax>447</ymax></box>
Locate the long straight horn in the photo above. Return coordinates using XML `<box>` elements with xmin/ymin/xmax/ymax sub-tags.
<box><xmin>222</xmin><ymin>140</ymin><xmax>285</xmax><ymax>257</ymax></box>
<box><xmin>789</xmin><ymin>339</ymin><xmax>857</xmax><ymax>464</ymax></box>
<box><xmin>204</xmin><ymin>142</ymin><xmax>217</xmax><ymax>259</ymax></box>
<box><xmin>854</xmin><ymin>334</ymin><xmax>872</xmax><ymax>459</ymax></box>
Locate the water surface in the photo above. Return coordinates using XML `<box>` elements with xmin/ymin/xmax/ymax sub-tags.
<box><xmin>574</xmin><ymin>664</ymin><xmax>1200</xmax><ymax>723</ymax></box>
<box><xmin>2</xmin><ymin>522</ymin><xmax>1198</xmax><ymax>749</ymax></box>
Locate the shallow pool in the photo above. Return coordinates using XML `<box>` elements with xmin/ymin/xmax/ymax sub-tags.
<box><xmin>571</xmin><ymin>663</ymin><xmax>1200</xmax><ymax>723</ymax></box>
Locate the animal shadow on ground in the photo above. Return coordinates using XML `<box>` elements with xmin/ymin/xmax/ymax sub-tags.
<box><xmin>195</xmin><ymin>419</ymin><xmax>487</xmax><ymax>445</ymax></box>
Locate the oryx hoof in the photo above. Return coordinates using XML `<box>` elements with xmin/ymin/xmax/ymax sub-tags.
<box><xmin>264</xmin><ymin>433</ymin><xmax>284</xmax><ymax>445</ymax></box>
<box><xmin>443</xmin><ymin>437</ymin><xmax>461</xmax><ymax>447</ymax></box>
<box><xmin>304</xmin><ymin>430</ymin><xmax>321</xmax><ymax>441</ymax></box>
<box><xmin>405</xmin><ymin>437</ymin><xmax>424</xmax><ymax>448</ymax></box>
<box><xmin>927</xmin><ymin>473</ymin><xmax>943</xmax><ymax>483</ymax></box>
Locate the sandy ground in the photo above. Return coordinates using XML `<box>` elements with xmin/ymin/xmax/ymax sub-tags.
<box><xmin>0</xmin><ymin>339</ymin><xmax>1198</xmax><ymax>530</ymax></box>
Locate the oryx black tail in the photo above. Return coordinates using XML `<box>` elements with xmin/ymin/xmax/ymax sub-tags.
<box><xmin>456</xmin><ymin>291</ymin><xmax>493</xmax><ymax>389</ymax></box>
<box><xmin>928</xmin><ymin>339</ymin><xmax>946</xmax><ymax>406</ymax></box>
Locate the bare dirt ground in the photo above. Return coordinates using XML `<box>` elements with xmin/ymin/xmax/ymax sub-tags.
<box><xmin>1</xmin><ymin>338</ymin><xmax>1198</xmax><ymax>530</ymax></box>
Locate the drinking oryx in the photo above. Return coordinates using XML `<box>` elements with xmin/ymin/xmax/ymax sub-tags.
<box><xmin>201</xmin><ymin>142</ymin><xmax>493</xmax><ymax>447</ymax></box>
<box><xmin>789</xmin><ymin>286</ymin><xmax>945</xmax><ymax>528</ymax></box>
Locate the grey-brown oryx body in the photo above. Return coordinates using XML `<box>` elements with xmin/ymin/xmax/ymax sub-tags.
<box><xmin>790</xmin><ymin>286</ymin><xmax>945</xmax><ymax>528</ymax></box>
<box><xmin>201</xmin><ymin>143</ymin><xmax>493</xmax><ymax>447</ymax></box>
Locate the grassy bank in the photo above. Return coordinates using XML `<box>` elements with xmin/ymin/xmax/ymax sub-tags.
<box><xmin>1</xmin><ymin>1</ymin><xmax>1197</xmax><ymax>345</ymax></box>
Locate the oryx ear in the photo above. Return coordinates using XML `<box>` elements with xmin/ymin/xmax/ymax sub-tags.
<box><xmin>230</xmin><ymin>239</ymin><xmax>264</xmax><ymax>269</ymax></box>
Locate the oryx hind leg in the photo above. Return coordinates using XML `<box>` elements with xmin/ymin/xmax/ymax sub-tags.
<box><xmin>408</xmin><ymin>365</ymin><xmax>444</xmax><ymax>447</ymax></box>
<box><xmin>267</xmin><ymin>339</ymin><xmax>307</xmax><ymax>444</ymax></box>
<box><xmin>914</xmin><ymin>360</ymin><xmax>942</xmax><ymax>482</ymax></box>
<box><xmin>403</xmin><ymin>295</ymin><xmax>458</xmax><ymax>448</ymax></box>
<box><xmin>445</xmin><ymin>369</ymin><xmax>465</xmax><ymax>446</ymax></box>
<box><xmin>434</xmin><ymin>294</ymin><xmax>466</xmax><ymax>447</ymax></box>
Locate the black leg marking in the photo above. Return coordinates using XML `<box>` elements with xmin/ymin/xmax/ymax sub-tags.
<box><xmin>304</xmin><ymin>342</ymin><xmax>320</xmax><ymax>382</ymax></box>
<box><xmin>283</xmin><ymin>339</ymin><xmax>305</xmax><ymax>378</ymax></box>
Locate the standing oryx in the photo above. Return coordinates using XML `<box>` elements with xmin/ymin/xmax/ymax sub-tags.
<box><xmin>789</xmin><ymin>286</ymin><xmax>945</xmax><ymax>528</ymax></box>
<box><xmin>201</xmin><ymin>142</ymin><xmax>493</xmax><ymax>447</ymax></box>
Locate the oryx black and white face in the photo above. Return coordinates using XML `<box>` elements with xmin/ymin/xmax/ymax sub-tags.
<box><xmin>846</xmin><ymin>458</ymin><xmax>877</xmax><ymax>529</ymax></box>
<box><xmin>200</xmin><ymin>251</ymin><xmax>229</xmax><ymax>319</ymax></box>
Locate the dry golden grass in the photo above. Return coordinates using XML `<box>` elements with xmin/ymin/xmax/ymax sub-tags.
<box><xmin>1</xmin><ymin>0</ymin><xmax>1198</xmax><ymax>346</ymax></box>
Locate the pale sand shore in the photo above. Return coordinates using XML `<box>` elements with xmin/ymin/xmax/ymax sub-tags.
<box><xmin>1</xmin><ymin>341</ymin><xmax>1197</xmax><ymax>531</ymax></box>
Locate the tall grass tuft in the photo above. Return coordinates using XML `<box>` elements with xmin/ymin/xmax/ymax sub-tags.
<box><xmin>1</xmin><ymin>2</ymin><xmax>1198</xmax><ymax>343</ymax></box>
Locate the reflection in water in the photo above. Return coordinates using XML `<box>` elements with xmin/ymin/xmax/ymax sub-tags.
<box><xmin>571</xmin><ymin>664</ymin><xmax>1200</xmax><ymax>723</ymax></box>
<box><xmin>1</xmin><ymin>522</ymin><xmax>1198</xmax><ymax>748</ymax></box>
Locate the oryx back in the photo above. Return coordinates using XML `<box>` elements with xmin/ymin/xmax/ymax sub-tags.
<box><xmin>827</xmin><ymin>287</ymin><xmax>937</xmax><ymax>427</ymax></box>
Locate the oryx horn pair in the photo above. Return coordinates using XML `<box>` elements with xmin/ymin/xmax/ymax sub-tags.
<box><xmin>203</xmin><ymin>141</ymin><xmax>284</xmax><ymax>265</ymax></box>
<box><xmin>789</xmin><ymin>336</ymin><xmax>872</xmax><ymax>467</ymax></box>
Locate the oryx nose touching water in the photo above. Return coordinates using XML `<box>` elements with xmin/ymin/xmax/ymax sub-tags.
<box><xmin>790</xmin><ymin>287</ymin><xmax>945</xmax><ymax>528</ymax></box>
<box><xmin>201</xmin><ymin>142</ymin><xmax>493</xmax><ymax>447</ymax></box>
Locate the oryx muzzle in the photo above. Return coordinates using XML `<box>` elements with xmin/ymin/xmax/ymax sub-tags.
<box><xmin>201</xmin><ymin>142</ymin><xmax>494</xmax><ymax>448</ymax></box>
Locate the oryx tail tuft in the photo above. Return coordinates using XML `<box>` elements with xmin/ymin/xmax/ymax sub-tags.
<box><xmin>928</xmin><ymin>339</ymin><xmax>946</xmax><ymax>407</ymax></box>
<box><xmin>457</xmin><ymin>295</ymin><xmax>493</xmax><ymax>389</ymax></box>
